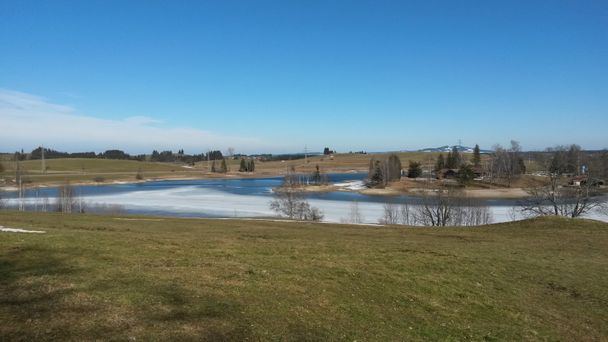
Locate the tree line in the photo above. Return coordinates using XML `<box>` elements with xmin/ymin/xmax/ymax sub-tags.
<box><xmin>15</xmin><ymin>147</ymin><xmax>228</xmax><ymax>164</ymax></box>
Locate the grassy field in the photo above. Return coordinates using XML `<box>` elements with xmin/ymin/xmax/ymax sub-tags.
<box><xmin>0</xmin><ymin>153</ymin><xmax>448</xmax><ymax>187</ymax></box>
<box><xmin>0</xmin><ymin>158</ymin><xmax>195</xmax><ymax>185</ymax></box>
<box><xmin>1</xmin><ymin>211</ymin><xmax>607</xmax><ymax>340</ymax></box>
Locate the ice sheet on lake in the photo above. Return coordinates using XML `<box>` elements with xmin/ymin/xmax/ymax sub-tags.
<box><xmin>77</xmin><ymin>187</ymin><xmax>608</xmax><ymax>224</ymax></box>
<box><xmin>8</xmin><ymin>186</ymin><xmax>607</xmax><ymax>224</ymax></box>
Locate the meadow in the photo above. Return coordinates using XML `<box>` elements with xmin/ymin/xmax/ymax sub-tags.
<box><xmin>0</xmin><ymin>211</ymin><xmax>606</xmax><ymax>340</ymax></box>
<box><xmin>0</xmin><ymin>153</ymin><xmax>441</xmax><ymax>187</ymax></box>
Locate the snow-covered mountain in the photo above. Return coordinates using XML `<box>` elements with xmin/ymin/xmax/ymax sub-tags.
<box><xmin>417</xmin><ymin>145</ymin><xmax>492</xmax><ymax>153</ymax></box>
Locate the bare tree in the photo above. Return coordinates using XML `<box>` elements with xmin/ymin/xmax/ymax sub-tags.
<box><xmin>450</xmin><ymin>198</ymin><xmax>493</xmax><ymax>226</ymax></box>
<box><xmin>56</xmin><ymin>182</ymin><xmax>74</xmax><ymax>213</ymax></box>
<box><xmin>56</xmin><ymin>182</ymin><xmax>85</xmax><ymax>213</ymax></box>
<box><xmin>413</xmin><ymin>187</ymin><xmax>493</xmax><ymax>226</ymax></box>
<box><xmin>282</xmin><ymin>166</ymin><xmax>300</xmax><ymax>188</ymax></box>
<box><xmin>399</xmin><ymin>202</ymin><xmax>416</xmax><ymax>225</ymax></box>
<box><xmin>42</xmin><ymin>196</ymin><xmax>49</xmax><ymax>212</ymax></box>
<box><xmin>15</xmin><ymin>155</ymin><xmax>25</xmax><ymax>211</ymax></box>
<box><xmin>377</xmin><ymin>201</ymin><xmax>418</xmax><ymax>225</ymax></box>
<box><xmin>270</xmin><ymin>174</ymin><xmax>323</xmax><ymax>221</ymax></box>
<box><xmin>519</xmin><ymin>147</ymin><xmax>606</xmax><ymax>218</ymax></box>
<box><xmin>520</xmin><ymin>172</ymin><xmax>605</xmax><ymax>218</ymax></box>
<box><xmin>490</xmin><ymin>141</ymin><xmax>525</xmax><ymax>187</ymax></box>
<box><xmin>269</xmin><ymin>191</ymin><xmax>323</xmax><ymax>221</ymax></box>
<box><xmin>368</xmin><ymin>154</ymin><xmax>402</xmax><ymax>187</ymax></box>
<box><xmin>342</xmin><ymin>200</ymin><xmax>364</xmax><ymax>224</ymax></box>
<box><xmin>379</xmin><ymin>202</ymin><xmax>400</xmax><ymax>224</ymax></box>
<box><xmin>414</xmin><ymin>188</ymin><xmax>460</xmax><ymax>226</ymax></box>
<box><xmin>0</xmin><ymin>189</ymin><xmax>6</xmax><ymax>210</ymax></box>
<box><xmin>227</xmin><ymin>147</ymin><xmax>235</xmax><ymax>158</ymax></box>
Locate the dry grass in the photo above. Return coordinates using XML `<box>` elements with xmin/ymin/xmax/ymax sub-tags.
<box><xmin>1</xmin><ymin>153</ymin><xmax>447</xmax><ymax>187</ymax></box>
<box><xmin>0</xmin><ymin>211</ymin><xmax>607</xmax><ymax>340</ymax></box>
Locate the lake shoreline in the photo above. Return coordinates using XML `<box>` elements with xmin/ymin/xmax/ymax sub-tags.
<box><xmin>3</xmin><ymin>171</ymin><xmax>538</xmax><ymax>200</ymax></box>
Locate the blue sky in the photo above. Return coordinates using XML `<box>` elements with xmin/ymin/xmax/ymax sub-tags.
<box><xmin>1</xmin><ymin>0</ymin><xmax>607</xmax><ymax>154</ymax></box>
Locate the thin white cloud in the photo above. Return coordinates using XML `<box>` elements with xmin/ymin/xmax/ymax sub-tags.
<box><xmin>0</xmin><ymin>89</ymin><xmax>265</xmax><ymax>154</ymax></box>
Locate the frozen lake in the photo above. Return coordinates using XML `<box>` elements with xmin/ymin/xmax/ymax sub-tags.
<box><xmin>5</xmin><ymin>173</ymin><xmax>607</xmax><ymax>224</ymax></box>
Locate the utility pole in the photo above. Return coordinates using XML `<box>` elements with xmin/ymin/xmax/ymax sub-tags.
<box><xmin>79</xmin><ymin>187</ymin><xmax>83</xmax><ymax>213</ymax></box>
<box><xmin>34</xmin><ymin>188</ymin><xmax>39</xmax><ymax>212</ymax></box>
<box><xmin>15</xmin><ymin>153</ymin><xmax>24</xmax><ymax>211</ymax></box>
<box><xmin>41</xmin><ymin>145</ymin><xmax>45</xmax><ymax>174</ymax></box>
<box><xmin>427</xmin><ymin>155</ymin><xmax>433</xmax><ymax>183</ymax></box>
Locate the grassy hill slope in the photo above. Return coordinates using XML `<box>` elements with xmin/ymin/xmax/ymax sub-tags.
<box><xmin>1</xmin><ymin>212</ymin><xmax>607</xmax><ymax>340</ymax></box>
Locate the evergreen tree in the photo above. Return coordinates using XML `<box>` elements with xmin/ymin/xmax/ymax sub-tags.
<box><xmin>457</xmin><ymin>164</ymin><xmax>475</xmax><ymax>185</ymax></box>
<box><xmin>151</xmin><ymin>150</ymin><xmax>160</xmax><ymax>161</ymax></box>
<box><xmin>368</xmin><ymin>160</ymin><xmax>384</xmax><ymax>187</ymax></box>
<box><xmin>518</xmin><ymin>158</ymin><xmax>526</xmax><ymax>174</ymax></box>
<box><xmin>249</xmin><ymin>159</ymin><xmax>255</xmax><ymax>172</ymax></box>
<box><xmin>220</xmin><ymin>158</ymin><xmax>228</xmax><ymax>173</ymax></box>
<box><xmin>472</xmin><ymin>144</ymin><xmax>481</xmax><ymax>166</ymax></box>
<box><xmin>367</xmin><ymin>154</ymin><xmax>402</xmax><ymax>187</ymax></box>
<box><xmin>311</xmin><ymin>165</ymin><xmax>322</xmax><ymax>184</ymax></box>
<box><xmin>407</xmin><ymin>161</ymin><xmax>422</xmax><ymax>178</ymax></box>
<box><xmin>211</xmin><ymin>160</ymin><xmax>217</xmax><ymax>173</ymax></box>
<box><xmin>446</xmin><ymin>151</ymin><xmax>452</xmax><ymax>169</ymax></box>
<box><xmin>446</xmin><ymin>146</ymin><xmax>461</xmax><ymax>169</ymax></box>
<box><xmin>239</xmin><ymin>158</ymin><xmax>247</xmax><ymax>172</ymax></box>
<box><xmin>435</xmin><ymin>154</ymin><xmax>445</xmax><ymax>171</ymax></box>
<box><xmin>451</xmin><ymin>145</ymin><xmax>461</xmax><ymax>168</ymax></box>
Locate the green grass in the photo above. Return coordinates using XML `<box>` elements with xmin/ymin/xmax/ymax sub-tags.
<box><xmin>1</xmin><ymin>212</ymin><xmax>607</xmax><ymax>340</ymax></box>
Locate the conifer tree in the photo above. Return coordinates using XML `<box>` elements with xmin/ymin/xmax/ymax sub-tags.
<box><xmin>407</xmin><ymin>161</ymin><xmax>422</xmax><ymax>178</ymax></box>
<box><xmin>311</xmin><ymin>165</ymin><xmax>322</xmax><ymax>184</ymax></box>
<box><xmin>472</xmin><ymin>144</ymin><xmax>481</xmax><ymax>166</ymax></box>
<box><xmin>435</xmin><ymin>154</ymin><xmax>445</xmax><ymax>171</ymax></box>
<box><xmin>446</xmin><ymin>151</ymin><xmax>454</xmax><ymax>169</ymax></box>
<box><xmin>369</xmin><ymin>160</ymin><xmax>384</xmax><ymax>187</ymax></box>
<box><xmin>451</xmin><ymin>145</ymin><xmax>461</xmax><ymax>168</ymax></box>
<box><xmin>220</xmin><ymin>158</ymin><xmax>228</xmax><ymax>173</ymax></box>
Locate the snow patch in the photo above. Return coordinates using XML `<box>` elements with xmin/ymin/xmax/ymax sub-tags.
<box><xmin>0</xmin><ymin>226</ymin><xmax>46</xmax><ymax>234</ymax></box>
<box><xmin>334</xmin><ymin>180</ymin><xmax>367</xmax><ymax>191</ymax></box>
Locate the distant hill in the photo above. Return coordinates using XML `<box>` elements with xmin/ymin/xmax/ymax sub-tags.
<box><xmin>417</xmin><ymin>145</ymin><xmax>492</xmax><ymax>153</ymax></box>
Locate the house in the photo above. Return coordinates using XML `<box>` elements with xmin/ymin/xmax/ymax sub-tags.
<box><xmin>569</xmin><ymin>175</ymin><xmax>605</xmax><ymax>187</ymax></box>
<box><xmin>437</xmin><ymin>168</ymin><xmax>458</xmax><ymax>179</ymax></box>
<box><xmin>471</xmin><ymin>165</ymin><xmax>483</xmax><ymax>178</ymax></box>
<box><xmin>436</xmin><ymin>167</ymin><xmax>484</xmax><ymax>181</ymax></box>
